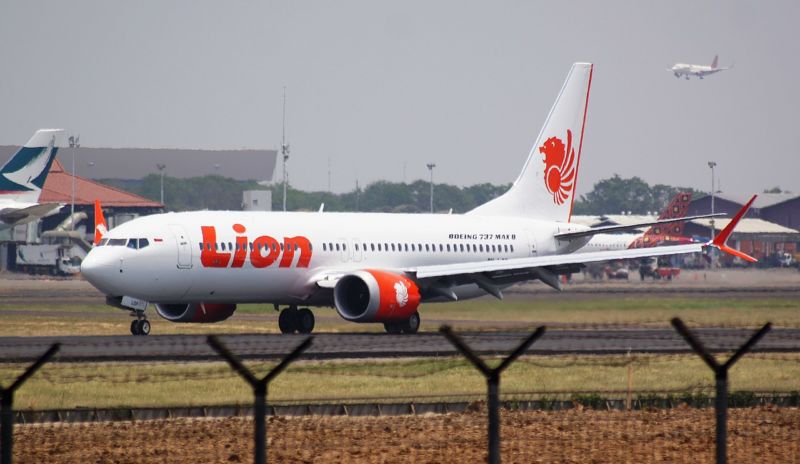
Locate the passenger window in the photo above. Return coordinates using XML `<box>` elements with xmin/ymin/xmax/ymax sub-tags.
<box><xmin>342</xmin><ymin>244</ymin><xmax>346</xmax><ymax>251</ymax></box>
<box><xmin>371</xmin><ymin>243</ymin><xmax>375</xmax><ymax>252</ymax></box>
<box><xmin>139</xmin><ymin>239</ymin><xmax>149</xmax><ymax>249</ymax></box>
<box><xmin>472</xmin><ymin>244</ymin><xmax>477</xmax><ymax>252</ymax></box>
<box><xmin>459</xmin><ymin>244</ymin><xmax>464</xmax><ymax>252</ymax></box>
<box><xmin>335</xmin><ymin>243</ymin><xmax>340</xmax><ymax>251</ymax></box>
<box><xmin>510</xmin><ymin>245</ymin><xmax>515</xmax><ymax>252</ymax></box>
<box><xmin>479</xmin><ymin>244</ymin><xmax>483</xmax><ymax>252</ymax></box>
<box><xmin>438</xmin><ymin>244</ymin><xmax>443</xmax><ymax>252</ymax></box>
<box><xmin>355</xmin><ymin>244</ymin><xmax>359</xmax><ymax>251</ymax></box>
<box><xmin>228</xmin><ymin>242</ymin><xmax>233</xmax><ymax>251</ymax></box>
<box><xmin>198</xmin><ymin>243</ymin><xmax>203</xmax><ymax>251</ymax></box>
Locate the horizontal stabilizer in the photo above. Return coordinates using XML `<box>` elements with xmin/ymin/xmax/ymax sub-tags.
<box><xmin>0</xmin><ymin>203</ymin><xmax>61</xmax><ymax>224</ymax></box>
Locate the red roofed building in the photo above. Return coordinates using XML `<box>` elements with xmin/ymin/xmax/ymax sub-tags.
<box><xmin>38</xmin><ymin>160</ymin><xmax>163</xmax><ymax>237</ymax></box>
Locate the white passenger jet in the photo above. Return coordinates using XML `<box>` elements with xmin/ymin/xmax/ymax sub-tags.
<box><xmin>0</xmin><ymin>129</ymin><xmax>64</xmax><ymax>230</ymax></box>
<box><xmin>81</xmin><ymin>63</ymin><xmax>756</xmax><ymax>336</ymax></box>
<box><xmin>669</xmin><ymin>55</ymin><xmax>731</xmax><ymax>80</ymax></box>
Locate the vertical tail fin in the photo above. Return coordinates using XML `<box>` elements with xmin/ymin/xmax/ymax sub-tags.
<box><xmin>711</xmin><ymin>55</ymin><xmax>719</xmax><ymax>69</ymax></box>
<box><xmin>0</xmin><ymin>129</ymin><xmax>64</xmax><ymax>203</ymax></box>
<box><xmin>468</xmin><ymin>63</ymin><xmax>593</xmax><ymax>221</ymax></box>
<box><xmin>631</xmin><ymin>192</ymin><xmax>693</xmax><ymax>248</ymax></box>
<box><xmin>94</xmin><ymin>200</ymin><xmax>108</xmax><ymax>245</ymax></box>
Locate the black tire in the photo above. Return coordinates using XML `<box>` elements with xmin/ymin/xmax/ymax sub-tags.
<box><xmin>130</xmin><ymin>319</ymin><xmax>140</xmax><ymax>336</ymax></box>
<box><xmin>383</xmin><ymin>322</ymin><xmax>402</xmax><ymax>334</ymax></box>
<box><xmin>296</xmin><ymin>308</ymin><xmax>315</xmax><ymax>334</ymax></box>
<box><xmin>402</xmin><ymin>312</ymin><xmax>421</xmax><ymax>334</ymax></box>
<box><xmin>139</xmin><ymin>320</ymin><xmax>151</xmax><ymax>336</ymax></box>
<box><xmin>278</xmin><ymin>308</ymin><xmax>297</xmax><ymax>334</ymax></box>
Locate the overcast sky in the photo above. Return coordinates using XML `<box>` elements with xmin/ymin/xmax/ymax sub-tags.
<box><xmin>1</xmin><ymin>1</ymin><xmax>797</xmax><ymax>196</ymax></box>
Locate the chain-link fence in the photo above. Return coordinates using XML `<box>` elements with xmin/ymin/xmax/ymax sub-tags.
<box><xmin>2</xmin><ymin>321</ymin><xmax>799</xmax><ymax>463</ymax></box>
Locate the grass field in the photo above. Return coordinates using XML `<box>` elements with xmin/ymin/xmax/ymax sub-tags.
<box><xmin>2</xmin><ymin>353</ymin><xmax>798</xmax><ymax>409</ymax></box>
<box><xmin>1</xmin><ymin>293</ymin><xmax>798</xmax><ymax>337</ymax></box>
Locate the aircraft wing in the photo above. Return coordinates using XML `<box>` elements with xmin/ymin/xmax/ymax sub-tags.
<box><xmin>553</xmin><ymin>213</ymin><xmax>726</xmax><ymax>240</ymax></box>
<box><xmin>0</xmin><ymin>203</ymin><xmax>62</xmax><ymax>224</ymax></box>
<box><xmin>412</xmin><ymin>195</ymin><xmax>756</xmax><ymax>292</ymax></box>
<box><xmin>410</xmin><ymin>243</ymin><xmax>703</xmax><ymax>280</ymax></box>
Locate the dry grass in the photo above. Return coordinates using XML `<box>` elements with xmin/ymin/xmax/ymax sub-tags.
<box><xmin>14</xmin><ymin>406</ymin><xmax>800</xmax><ymax>463</ymax></box>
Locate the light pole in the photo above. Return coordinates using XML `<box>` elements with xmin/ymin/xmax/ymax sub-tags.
<box><xmin>427</xmin><ymin>163</ymin><xmax>436</xmax><ymax>213</ymax></box>
<box><xmin>156</xmin><ymin>164</ymin><xmax>166</xmax><ymax>206</ymax></box>
<box><xmin>68</xmin><ymin>135</ymin><xmax>80</xmax><ymax>230</ymax></box>
<box><xmin>281</xmin><ymin>87</ymin><xmax>290</xmax><ymax>212</ymax></box>
<box><xmin>708</xmin><ymin>161</ymin><xmax>717</xmax><ymax>241</ymax></box>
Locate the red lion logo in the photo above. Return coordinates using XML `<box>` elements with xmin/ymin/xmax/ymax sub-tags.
<box><xmin>540</xmin><ymin>129</ymin><xmax>576</xmax><ymax>205</ymax></box>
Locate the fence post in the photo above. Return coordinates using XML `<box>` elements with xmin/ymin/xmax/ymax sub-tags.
<box><xmin>670</xmin><ymin>318</ymin><xmax>771</xmax><ymax>464</ymax></box>
<box><xmin>208</xmin><ymin>335</ymin><xmax>312</xmax><ymax>464</ymax></box>
<box><xmin>440</xmin><ymin>325</ymin><xmax>546</xmax><ymax>464</ymax></box>
<box><xmin>0</xmin><ymin>343</ymin><xmax>60</xmax><ymax>464</ymax></box>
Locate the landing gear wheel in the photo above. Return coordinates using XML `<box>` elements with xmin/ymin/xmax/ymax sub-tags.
<box><xmin>383</xmin><ymin>322</ymin><xmax>403</xmax><ymax>334</ymax></box>
<box><xmin>296</xmin><ymin>308</ymin><xmax>315</xmax><ymax>334</ymax></box>
<box><xmin>402</xmin><ymin>312</ymin><xmax>421</xmax><ymax>334</ymax></box>
<box><xmin>278</xmin><ymin>307</ymin><xmax>298</xmax><ymax>334</ymax></box>
<box><xmin>130</xmin><ymin>319</ymin><xmax>150</xmax><ymax>336</ymax></box>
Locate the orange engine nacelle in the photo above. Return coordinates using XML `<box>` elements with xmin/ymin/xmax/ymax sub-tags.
<box><xmin>333</xmin><ymin>270</ymin><xmax>421</xmax><ymax>323</ymax></box>
<box><xmin>154</xmin><ymin>303</ymin><xmax>237</xmax><ymax>323</ymax></box>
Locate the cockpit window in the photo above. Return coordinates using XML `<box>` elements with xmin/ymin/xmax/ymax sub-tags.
<box><xmin>138</xmin><ymin>238</ymin><xmax>149</xmax><ymax>249</ymax></box>
<box><xmin>98</xmin><ymin>238</ymin><xmax>109</xmax><ymax>246</ymax></box>
<box><xmin>127</xmin><ymin>239</ymin><xmax>138</xmax><ymax>249</ymax></box>
<box><xmin>107</xmin><ymin>238</ymin><xmax>127</xmax><ymax>246</ymax></box>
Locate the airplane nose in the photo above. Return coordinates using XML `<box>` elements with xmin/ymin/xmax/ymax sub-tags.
<box><xmin>81</xmin><ymin>250</ymin><xmax>119</xmax><ymax>293</ymax></box>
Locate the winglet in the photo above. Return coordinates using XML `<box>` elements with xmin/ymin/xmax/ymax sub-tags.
<box><xmin>709</xmin><ymin>195</ymin><xmax>757</xmax><ymax>262</ymax></box>
<box><xmin>94</xmin><ymin>200</ymin><xmax>108</xmax><ymax>245</ymax></box>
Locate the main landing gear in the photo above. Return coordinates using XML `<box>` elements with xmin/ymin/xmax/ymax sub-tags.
<box><xmin>277</xmin><ymin>305</ymin><xmax>315</xmax><ymax>334</ymax></box>
<box><xmin>130</xmin><ymin>311</ymin><xmax>150</xmax><ymax>336</ymax></box>
<box><xmin>383</xmin><ymin>311</ymin><xmax>421</xmax><ymax>335</ymax></box>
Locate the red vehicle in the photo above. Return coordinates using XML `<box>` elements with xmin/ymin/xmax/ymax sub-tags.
<box><xmin>639</xmin><ymin>258</ymin><xmax>680</xmax><ymax>280</ymax></box>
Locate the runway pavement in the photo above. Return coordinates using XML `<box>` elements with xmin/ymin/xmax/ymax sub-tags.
<box><xmin>0</xmin><ymin>328</ymin><xmax>797</xmax><ymax>362</ymax></box>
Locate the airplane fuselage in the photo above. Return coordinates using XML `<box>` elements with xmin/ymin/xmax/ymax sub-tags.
<box><xmin>82</xmin><ymin>211</ymin><xmax>593</xmax><ymax>306</ymax></box>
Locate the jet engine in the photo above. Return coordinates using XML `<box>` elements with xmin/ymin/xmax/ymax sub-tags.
<box><xmin>333</xmin><ymin>270</ymin><xmax>420</xmax><ymax>322</ymax></box>
<box><xmin>154</xmin><ymin>303</ymin><xmax>237</xmax><ymax>323</ymax></box>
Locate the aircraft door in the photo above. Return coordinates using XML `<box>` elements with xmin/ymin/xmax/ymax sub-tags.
<box><xmin>351</xmin><ymin>239</ymin><xmax>363</xmax><ymax>262</ymax></box>
<box><xmin>525</xmin><ymin>230</ymin><xmax>538</xmax><ymax>257</ymax></box>
<box><xmin>338</xmin><ymin>239</ymin><xmax>350</xmax><ymax>262</ymax></box>
<box><xmin>169</xmin><ymin>224</ymin><xmax>193</xmax><ymax>269</ymax></box>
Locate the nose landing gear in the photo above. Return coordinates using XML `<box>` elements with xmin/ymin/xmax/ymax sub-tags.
<box><xmin>130</xmin><ymin>311</ymin><xmax>150</xmax><ymax>336</ymax></box>
<box><xmin>277</xmin><ymin>305</ymin><xmax>315</xmax><ymax>334</ymax></box>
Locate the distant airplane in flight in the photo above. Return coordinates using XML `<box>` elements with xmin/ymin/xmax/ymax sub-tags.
<box><xmin>669</xmin><ymin>55</ymin><xmax>732</xmax><ymax>80</ymax></box>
